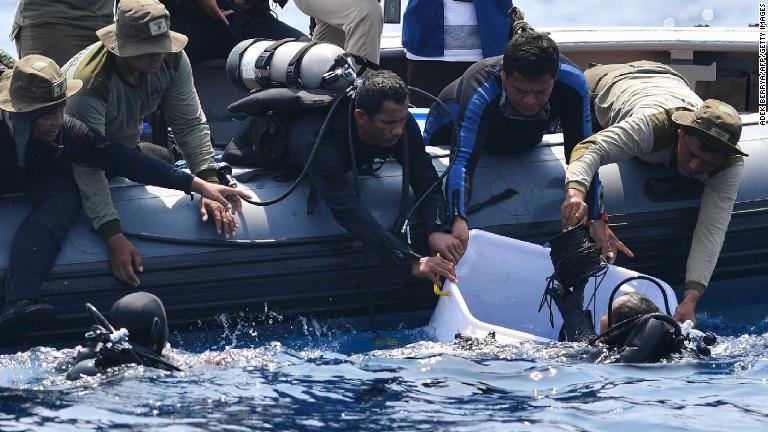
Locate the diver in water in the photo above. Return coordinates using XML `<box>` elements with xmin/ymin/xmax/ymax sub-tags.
<box><xmin>66</xmin><ymin>292</ymin><xmax>181</xmax><ymax>380</ymax></box>
<box><xmin>593</xmin><ymin>292</ymin><xmax>716</xmax><ymax>363</ymax></box>
<box><xmin>598</xmin><ymin>292</ymin><xmax>659</xmax><ymax>335</ymax></box>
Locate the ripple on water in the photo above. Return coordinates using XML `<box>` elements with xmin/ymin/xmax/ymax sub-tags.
<box><xmin>0</xmin><ymin>315</ymin><xmax>765</xmax><ymax>431</ymax></box>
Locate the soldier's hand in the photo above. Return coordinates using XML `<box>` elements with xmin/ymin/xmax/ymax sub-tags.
<box><xmin>588</xmin><ymin>219</ymin><xmax>634</xmax><ymax>264</ymax></box>
<box><xmin>561</xmin><ymin>188</ymin><xmax>588</xmax><ymax>228</ymax></box>
<box><xmin>197</xmin><ymin>0</ymin><xmax>233</xmax><ymax>25</ymax></box>
<box><xmin>673</xmin><ymin>290</ymin><xmax>701</xmax><ymax>325</ymax></box>
<box><xmin>191</xmin><ymin>177</ymin><xmax>250</xmax><ymax>215</ymax></box>
<box><xmin>106</xmin><ymin>233</ymin><xmax>143</xmax><ymax>287</ymax></box>
<box><xmin>199</xmin><ymin>197</ymin><xmax>238</xmax><ymax>238</ymax></box>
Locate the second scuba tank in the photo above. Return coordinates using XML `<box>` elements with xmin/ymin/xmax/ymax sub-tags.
<box><xmin>227</xmin><ymin>38</ymin><xmax>351</xmax><ymax>92</ymax></box>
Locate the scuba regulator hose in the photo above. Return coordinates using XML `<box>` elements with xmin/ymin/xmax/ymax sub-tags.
<box><xmin>227</xmin><ymin>81</ymin><xmax>463</xmax><ymax>249</ymax></box>
<box><xmin>396</xmin><ymin>86</ymin><xmax>462</xmax><ymax>241</ymax></box>
<box><xmin>589</xmin><ymin>276</ymin><xmax>716</xmax><ymax>358</ymax></box>
<box><xmin>235</xmin><ymin>87</ymin><xmax>351</xmax><ymax>207</ymax></box>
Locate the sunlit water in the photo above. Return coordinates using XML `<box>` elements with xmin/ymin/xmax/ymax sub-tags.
<box><xmin>0</xmin><ymin>310</ymin><xmax>766</xmax><ymax>432</ymax></box>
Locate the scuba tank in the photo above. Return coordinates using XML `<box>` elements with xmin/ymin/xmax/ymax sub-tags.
<box><xmin>226</xmin><ymin>38</ymin><xmax>355</xmax><ymax>91</ymax></box>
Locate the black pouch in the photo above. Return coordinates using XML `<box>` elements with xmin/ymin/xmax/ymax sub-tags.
<box><xmin>222</xmin><ymin>111</ymin><xmax>288</xmax><ymax>169</ymax></box>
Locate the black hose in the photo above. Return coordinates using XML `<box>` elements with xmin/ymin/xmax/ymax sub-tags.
<box><xmin>394</xmin><ymin>131</ymin><xmax>410</xmax><ymax>231</ymax></box>
<box><xmin>396</xmin><ymin>85</ymin><xmax>462</xmax><ymax>237</ymax></box>
<box><xmin>589</xmin><ymin>312</ymin><xmax>682</xmax><ymax>347</ymax></box>
<box><xmin>240</xmin><ymin>89</ymin><xmax>350</xmax><ymax>207</ymax></box>
<box><xmin>347</xmin><ymin>97</ymin><xmax>361</xmax><ymax>200</ymax></box>
<box><xmin>605</xmin><ymin>275</ymin><xmax>673</xmax><ymax>327</ymax></box>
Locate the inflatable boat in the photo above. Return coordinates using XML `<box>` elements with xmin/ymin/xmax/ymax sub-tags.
<box><xmin>0</xmin><ymin>27</ymin><xmax>764</xmax><ymax>351</ymax></box>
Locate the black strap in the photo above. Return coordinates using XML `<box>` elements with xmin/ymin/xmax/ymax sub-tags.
<box><xmin>286</xmin><ymin>41</ymin><xmax>321</xmax><ymax>87</ymax></box>
<box><xmin>467</xmin><ymin>188</ymin><xmax>518</xmax><ymax>214</ymax></box>
<box><xmin>253</xmin><ymin>38</ymin><xmax>295</xmax><ymax>80</ymax></box>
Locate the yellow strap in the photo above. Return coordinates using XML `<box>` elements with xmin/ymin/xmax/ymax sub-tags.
<box><xmin>433</xmin><ymin>253</ymin><xmax>451</xmax><ymax>297</ymax></box>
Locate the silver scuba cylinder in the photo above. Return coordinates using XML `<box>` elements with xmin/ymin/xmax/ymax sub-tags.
<box><xmin>227</xmin><ymin>38</ymin><xmax>352</xmax><ymax>92</ymax></box>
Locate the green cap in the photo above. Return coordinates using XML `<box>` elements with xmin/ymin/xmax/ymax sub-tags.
<box><xmin>0</xmin><ymin>55</ymin><xmax>82</xmax><ymax>113</ymax></box>
<box><xmin>96</xmin><ymin>0</ymin><xmax>188</xmax><ymax>57</ymax></box>
<box><xmin>671</xmin><ymin>99</ymin><xmax>747</xmax><ymax>157</ymax></box>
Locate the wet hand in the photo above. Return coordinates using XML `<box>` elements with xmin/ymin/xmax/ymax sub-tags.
<box><xmin>411</xmin><ymin>255</ymin><xmax>457</xmax><ymax>284</ymax></box>
<box><xmin>428</xmin><ymin>232</ymin><xmax>465</xmax><ymax>264</ymax></box>
<box><xmin>588</xmin><ymin>219</ymin><xmax>634</xmax><ymax>264</ymax></box>
<box><xmin>561</xmin><ymin>188</ymin><xmax>587</xmax><ymax>229</ymax></box>
<box><xmin>197</xmin><ymin>0</ymin><xmax>234</xmax><ymax>25</ymax></box>
<box><xmin>451</xmin><ymin>217</ymin><xmax>469</xmax><ymax>251</ymax></box>
<box><xmin>199</xmin><ymin>197</ymin><xmax>238</xmax><ymax>238</ymax></box>
<box><xmin>106</xmin><ymin>233</ymin><xmax>142</xmax><ymax>287</ymax></box>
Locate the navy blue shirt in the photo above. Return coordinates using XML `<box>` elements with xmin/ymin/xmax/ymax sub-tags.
<box><xmin>3</xmin><ymin>115</ymin><xmax>193</xmax><ymax>195</ymax></box>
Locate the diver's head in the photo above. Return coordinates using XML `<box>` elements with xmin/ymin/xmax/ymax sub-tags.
<box><xmin>501</xmin><ymin>31</ymin><xmax>558</xmax><ymax>117</ymax></box>
<box><xmin>353</xmin><ymin>70</ymin><xmax>409</xmax><ymax>149</ymax></box>
<box><xmin>599</xmin><ymin>292</ymin><xmax>659</xmax><ymax>334</ymax></box>
<box><xmin>109</xmin><ymin>292</ymin><xmax>168</xmax><ymax>355</ymax></box>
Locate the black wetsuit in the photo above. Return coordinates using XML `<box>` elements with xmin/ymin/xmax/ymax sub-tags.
<box><xmin>2</xmin><ymin>116</ymin><xmax>194</xmax><ymax>305</ymax></box>
<box><xmin>422</xmin><ymin>55</ymin><xmax>602</xmax><ymax>222</ymax></box>
<box><xmin>297</xmin><ymin>102</ymin><xmax>449</xmax><ymax>269</ymax></box>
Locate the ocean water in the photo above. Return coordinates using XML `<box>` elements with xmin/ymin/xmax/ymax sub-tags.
<box><xmin>0</xmin><ymin>312</ymin><xmax>766</xmax><ymax>431</ymax></box>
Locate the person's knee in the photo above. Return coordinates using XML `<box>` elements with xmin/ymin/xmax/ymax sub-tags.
<box><xmin>30</xmin><ymin>191</ymin><xmax>82</xmax><ymax>238</ymax></box>
<box><xmin>349</xmin><ymin>1</ymin><xmax>384</xmax><ymax>29</ymax></box>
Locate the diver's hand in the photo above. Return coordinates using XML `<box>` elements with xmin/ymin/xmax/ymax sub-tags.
<box><xmin>411</xmin><ymin>256</ymin><xmax>457</xmax><ymax>284</ymax></box>
<box><xmin>428</xmin><ymin>232</ymin><xmax>465</xmax><ymax>264</ymax></box>
<box><xmin>674</xmin><ymin>289</ymin><xmax>700</xmax><ymax>325</ymax></box>
<box><xmin>451</xmin><ymin>216</ymin><xmax>469</xmax><ymax>251</ymax></box>
<box><xmin>106</xmin><ymin>233</ymin><xmax>142</xmax><ymax>287</ymax></box>
<box><xmin>589</xmin><ymin>219</ymin><xmax>634</xmax><ymax>264</ymax></box>
<box><xmin>199</xmin><ymin>197</ymin><xmax>238</xmax><ymax>238</ymax></box>
<box><xmin>197</xmin><ymin>0</ymin><xmax>233</xmax><ymax>25</ymax></box>
<box><xmin>190</xmin><ymin>177</ymin><xmax>249</xmax><ymax>214</ymax></box>
<box><xmin>561</xmin><ymin>188</ymin><xmax>587</xmax><ymax>228</ymax></box>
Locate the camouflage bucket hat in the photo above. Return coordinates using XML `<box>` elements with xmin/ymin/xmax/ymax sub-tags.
<box><xmin>672</xmin><ymin>99</ymin><xmax>747</xmax><ymax>157</ymax></box>
<box><xmin>0</xmin><ymin>55</ymin><xmax>82</xmax><ymax>113</ymax></box>
<box><xmin>97</xmin><ymin>0</ymin><xmax>188</xmax><ymax>57</ymax></box>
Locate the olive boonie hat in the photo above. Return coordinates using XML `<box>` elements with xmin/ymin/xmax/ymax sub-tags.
<box><xmin>0</xmin><ymin>55</ymin><xmax>82</xmax><ymax>113</ymax></box>
<box><xmin>672</xmin><ymin>99</ymin><xmax>747</xmax><ymax>157</ymax></box>
<box><xmin>97</xmin><ymin>0</ymin><xmax>188</xmax><ymax>57</ymax></box>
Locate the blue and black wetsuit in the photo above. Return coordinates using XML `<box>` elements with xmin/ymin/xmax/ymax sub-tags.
<box><xmin>423</xmin><ymin>55</ymin><xmax>601</xmax><ymax>223</ymax></box>
<box><xmin>299</xmin><ymin>102</ymin><xmax>448</xmax><ymax>269</ymax></box>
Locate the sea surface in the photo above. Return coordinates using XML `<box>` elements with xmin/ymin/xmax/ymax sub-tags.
<box><xmin>0</xmin><ymin>309</ymin><xmax>766</xmax><ymax>431</ymax></box>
